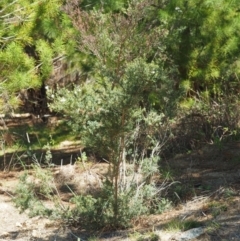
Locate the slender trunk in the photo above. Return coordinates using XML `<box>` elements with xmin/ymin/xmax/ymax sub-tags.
<box><xmin>113</xmin><ymin>110</ymin><xmax>125</xmax><ymax>222</ymax></box>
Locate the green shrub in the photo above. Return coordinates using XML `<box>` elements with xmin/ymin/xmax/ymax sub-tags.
<box><xmin>13</xmin><ymin>172</ymin><xmax>54</xmax><ymax>217</ymax></box>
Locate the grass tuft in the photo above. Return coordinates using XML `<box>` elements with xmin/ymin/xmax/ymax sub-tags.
<box><xmin>165</xmin><ymin>218</ymin><xmax>202</xmax><ymax>232</ymax></box>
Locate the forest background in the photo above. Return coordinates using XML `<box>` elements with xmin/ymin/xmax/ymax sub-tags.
<box><xmin>1</xmin><ymin>0</ymin><xmax>240</xmax><ymax>232</ymax></box>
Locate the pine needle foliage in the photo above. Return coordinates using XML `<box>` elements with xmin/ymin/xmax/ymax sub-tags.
<box><xmin>161</xmin><ymin>0</ymin><xmax>240</xmax><ymax>100</ymax></box>
<box><xmin>0</xmin><ymin>0</ymin><xmax>77</xmax><ymax>113</ymax></box>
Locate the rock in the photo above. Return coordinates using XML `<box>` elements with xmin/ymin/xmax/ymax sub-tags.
<box><xmin>173</xmin><ymin>227</ymin><xmax>205</xmax><ymax>241</ymax></box>
<box><xmin>16</xmin><ymin>222</ymin><xmax>23</xmax><ymax>228</ymax></box>
<box><xmin>31</xmin><ymin>229</ymin><xmax>39</xmax><ymax>238</ymax></box>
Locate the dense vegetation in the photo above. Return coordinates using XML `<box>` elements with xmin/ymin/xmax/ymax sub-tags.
<box><xmin>1</xmin><ymin>0</ymin><xmax>240</xmax><ymax>231</ymax></box>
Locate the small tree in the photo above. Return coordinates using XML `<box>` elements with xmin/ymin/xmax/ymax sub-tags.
<box><xmin>50</xmin><ymin>0</ymin><xmax>175</xmax><ymax>228</ymax></box>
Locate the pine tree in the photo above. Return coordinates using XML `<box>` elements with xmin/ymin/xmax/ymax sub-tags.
<box><xmin>0</xmin><ymin>0</ymin><xmax>77</xmax><ymax>113</ymax></box>
<box><xmin>160</xmin><ymin>0</ymin><xmax>240</xmax><ymax>104</ymax></box>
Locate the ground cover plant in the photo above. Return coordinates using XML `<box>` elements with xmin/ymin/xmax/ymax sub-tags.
<box><xmin>13</xmin><ymin>148</ymin><xmax>173</xmax><ymax>231</ymax></box>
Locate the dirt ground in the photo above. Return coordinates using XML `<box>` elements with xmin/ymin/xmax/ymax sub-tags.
<box><xmin>0</xmin><ymin>172</ymin><xmax>71</xmax><ymax>241</ymax></box>
<box><xmin>1</xmin><ymin>141</ymin><xmax>240</xmax><ymax>240</ymax></box>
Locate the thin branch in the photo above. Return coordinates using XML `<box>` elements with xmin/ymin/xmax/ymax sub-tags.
<box><xmin>0</xmin><ymin>0</ymin><xmax>19</xmax><ymax>14</ymax></box>
<box><xmin>0</xmin><ymin>6</ymin><xmax>25</xmax><ymax>19</ymax></box>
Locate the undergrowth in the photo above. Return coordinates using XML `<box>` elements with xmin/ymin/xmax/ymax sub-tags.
<box><xmin>13</xmin><ymin>150</ymin><xmax>173</xmax><ymax>231</ymax></box>
<box><xmin>165</xmin><ymin>218</ymin><xmax>202</xmax><ymax>232</ymax></box>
